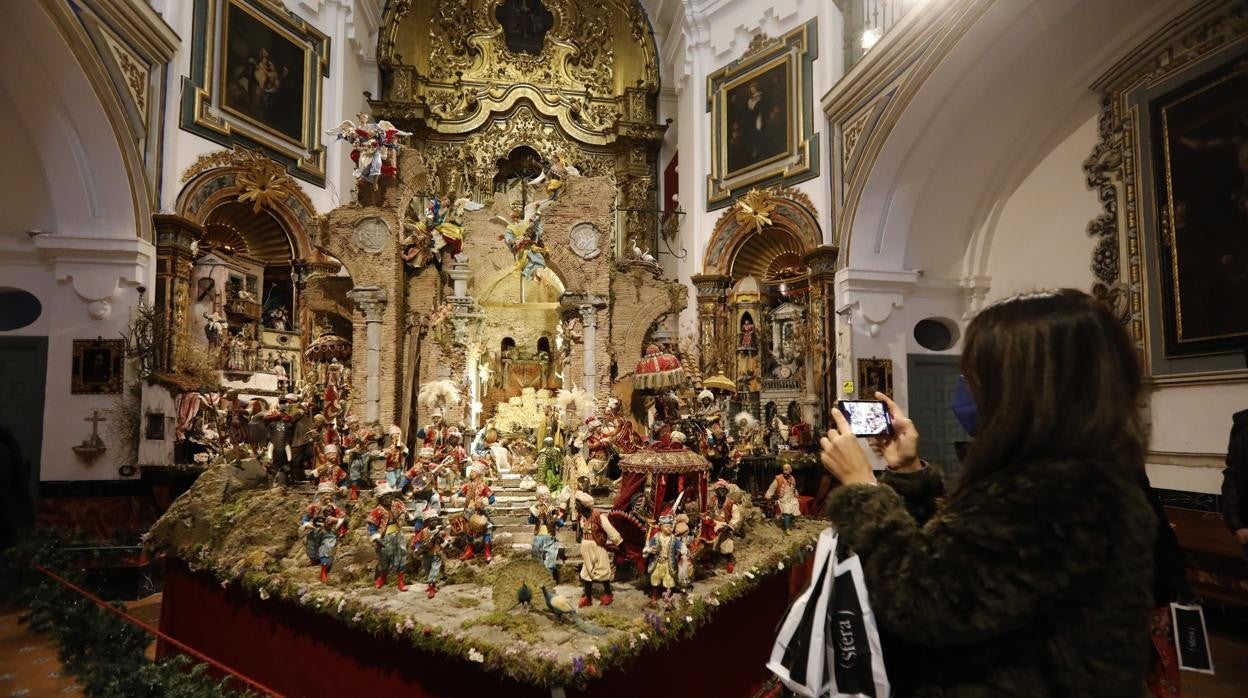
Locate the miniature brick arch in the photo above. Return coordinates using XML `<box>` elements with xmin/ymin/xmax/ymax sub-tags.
<box><xmin>702</xmin><ymin>193</ymin><xmax>823</xmax><ymax>277</ymax></box>
<box><xmin>175</xmin><ymin>156</ymin><xmax>321</xmax><ymax>263</ymax></box>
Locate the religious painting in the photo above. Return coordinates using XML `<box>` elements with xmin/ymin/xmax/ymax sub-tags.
<box><xmin>220</xmin><ymin>0</ymin><xmax>307</xmax><ymax>144</ymax></box>
<box><xmin>1153</xmin><ymin>59</ymin><xmax>1248</xmax><ymax>356</ymax></box>
<box><xmin>495</xmin><ymin>0</ymin><xmax>553</xmax><ymax>55</ymax></box>
<box><xmin>72</xmin><ymin>339</ymin><xmax>124</xmax><ymax>395</ymax></box>
<box><xmin>724</xmin><ymin>62</ymin><xmax>791</xmax><ymax>176</ymax></box>
<box><xmin>857</xmin><ymin>358</ymin><xmax>893</xmax><ymax>399</ymax></box>
<box><xmin>706</xmin><ymin>19</ymin><xmax>820</xmax><ymax>210</ymax></box>
<box><xmin>181</xmin><ymin>0</ymin><xmax>330</xmax><ymax>185</ymax></box>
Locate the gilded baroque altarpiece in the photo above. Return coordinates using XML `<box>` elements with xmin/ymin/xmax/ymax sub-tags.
<box><xmin>370</xmin><ymin>0</ymin><xmax>666</xmax><ymax>255</ymax></box>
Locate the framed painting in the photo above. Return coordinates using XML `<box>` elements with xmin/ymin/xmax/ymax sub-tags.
<box><xmin>1085</xmin><ymin>3</ymin><xmax>1248</xmax><ymax>378</ymax></box>
<box><xmin>72</xmin><ymin>339</ymin><xmax>125</xmax><ymax>395</ymax></box>
<box><xmin>1153</xmin><ymin>59</ymin><xmax>1248</xmax><ymax>357</ymax></box>
<box><xmin>856</xmin><ymin>358</ymin><xmax>893</xmax><ymax>399</ymax></box>
<box><xmin>706</xmin><ymin>19</ymin><xmax>820</xmax><ymax>210</ymax></box>
<box><xmin>181</xmin><ymin>0</ymin><xmax>329</xmax><ymax>185</ymax></box>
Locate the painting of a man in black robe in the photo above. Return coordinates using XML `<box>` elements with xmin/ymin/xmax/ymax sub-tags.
<box><xmin>1155</xmin><ymin>59</ymin><xmax>1248</xmax><ymax>355</ymax></box>
<box><xmin>725</xmin><ymin>61</ymin><xmax>790</xmax><ymax>177</ymax></box>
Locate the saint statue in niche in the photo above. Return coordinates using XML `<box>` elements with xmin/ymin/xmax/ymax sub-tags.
<box><xmin>496</xmin><ymin>0</ymin><xmax>554</xmax><ymax>55</ymax></box>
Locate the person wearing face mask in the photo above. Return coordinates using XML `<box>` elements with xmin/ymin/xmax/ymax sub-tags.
<box><xmin>819</xmin><ymin>289</ymin><xmax>1155</xmax><ymax>697</ymax></box>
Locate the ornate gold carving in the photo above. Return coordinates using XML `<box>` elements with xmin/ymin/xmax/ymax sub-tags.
<box><xmin>1085</xmin><ymin>1</ymin><xmax>1248</xmax><ymax>348</ymax></box>
<box><xmin>734</xmin><ymin>189</ymin><xmax>778</xmax><ymax>235</ymax></box>
<box><xmin>237</xmin><ymin>157</ymin><xmax>297</xmax><ymax>213</ymax></box>
<box><xmin>376</xmin><ymin>0</ymin><xmax>662</xmax><ymax>252</ymax></box>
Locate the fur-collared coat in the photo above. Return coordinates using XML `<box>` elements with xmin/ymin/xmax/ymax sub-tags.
<box><xmin>828</xmin><ymin>459</ymin><xmax>1155</xmax><ymax>697</ymax></box>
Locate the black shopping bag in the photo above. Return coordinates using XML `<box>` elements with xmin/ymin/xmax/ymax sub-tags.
<box><xmin>1170</xmin><ymin>602</ymin><xmax>1214</xmax><ymax>674</ymax></box>
<box><xmin>768</xmin><ymin>528</ymin><xmax>890</xmax><ymax>697</ymax></box>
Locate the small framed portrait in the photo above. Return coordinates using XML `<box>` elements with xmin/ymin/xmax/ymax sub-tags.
<box><xmin>181</xmin><ymin>0</ymin><xmax>330</xmax><ymax>185</ymax></box>
<box><xmin>72</xmin><ymin>339</ymin><xmax>125</xmax><ymax>395</ymax></box>
<box><xmin>706</xmin><ymin>19</ymin><xmax>820</xmax><ymax>210</ymax></box>
<box><xmin>857</xmin><ymin>358</ymin><xmax>893</xmax><ymax>399</ymax></box>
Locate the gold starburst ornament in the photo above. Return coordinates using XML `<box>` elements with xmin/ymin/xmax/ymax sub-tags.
<box><xmin>734</xmin><ymin>188</ymin><xmax>777</xmax><ymax>235</ymax></box>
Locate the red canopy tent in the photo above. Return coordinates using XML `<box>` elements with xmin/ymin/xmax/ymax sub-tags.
<box><xmin>610</xmin><ymin>443</ymin><xmax>710</xmax><ymax>518</ymax></box>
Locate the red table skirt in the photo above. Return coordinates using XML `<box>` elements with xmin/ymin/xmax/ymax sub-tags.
<box><xmin>158</xmin><ymin>557</ymin><xmax>815</xmax><ymax>697</ymax></box>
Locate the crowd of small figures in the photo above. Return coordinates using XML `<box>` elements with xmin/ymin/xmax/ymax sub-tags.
<box><xmin>287</xmin><ymin>397</ymin><xmax>806</xmax><ymax>617</ymax></box>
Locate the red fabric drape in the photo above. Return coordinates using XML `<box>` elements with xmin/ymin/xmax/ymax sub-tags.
<box><xmin>652</xmin><ymin>476</ymin><xmax>667</xmax><ymax>519</ymax></box>
<box><xmin>158</xmin><ymin>556</ymin><xmax>811</xmax><ymax>697</ymax></box>
<box><xmin>611</xmin><ymin>473</ymin><xmax>647</xmax><ymax>511</ymax></box>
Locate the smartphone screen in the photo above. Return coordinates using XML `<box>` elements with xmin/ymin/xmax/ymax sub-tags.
<box><xmin>837</xmin><ymin>400</ymin><xmax>893</xmax><ymax>437</ymax></box>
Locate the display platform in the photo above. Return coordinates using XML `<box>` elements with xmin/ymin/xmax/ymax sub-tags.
<box><xmin>158</xmin><ymin>553</ymin><xmax>813</xmax><ymax>697</ymax></box>
<box><xmin>147</xmin><ymin>459</ymin><xmax>821</xmax><ymax>695</ymax></box>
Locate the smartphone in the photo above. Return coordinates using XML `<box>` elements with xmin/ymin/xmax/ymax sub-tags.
<box><xmin>836</xmin><ymin>400</ymin><xmax>894</xmax><ymax>437</ymax></box>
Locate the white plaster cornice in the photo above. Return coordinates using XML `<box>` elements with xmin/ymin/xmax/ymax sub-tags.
<box><xmin>834</xmin><ymin>267</ymin><xmax>920</xmax><ymax>323</ymax></box>
<box><xmin>34</xmin><ymin>234</ymin><xmax>154</xmax><ymax>307</ymax></box>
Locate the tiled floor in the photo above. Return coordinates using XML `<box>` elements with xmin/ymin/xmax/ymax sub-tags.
<box><xmin>0</xmin><ymin>611</ymin><xmax>81</xmax><ymax>697</ymax></box>
<box><xmin>1</xmin><ymin>597</ymin><xmax>1246</xmax><ymax>697</ymax></box>
<box><xmin>1184</xmin><ymin>632</ymin><xmax>1248</xmax><ymax>697</ymax></box>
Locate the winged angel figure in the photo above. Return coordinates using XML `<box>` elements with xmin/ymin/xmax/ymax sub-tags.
<box><xmin>489</xmin><ymin>208</ymin><xmax>551</xmax><ymax>285</ymax></box>
<box><xmin>401</xmin><ymin>195</ymin><xmax>484</xmax><ymax>270</ymax></box>
<box><xmin>326</xmin><ymin>113</ymin><xmax>411</xmax><ymax>188</ymax></box>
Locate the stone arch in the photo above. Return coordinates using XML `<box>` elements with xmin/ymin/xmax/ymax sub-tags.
<box><xmin>702</xmin><ymin>190</ymin><xmax>822</xmax><ymax>277</ymax></box>
<box><xmin>175</xmin><ymin>149</ymin><xmax>321</xmax><ymax>262</ymax></box>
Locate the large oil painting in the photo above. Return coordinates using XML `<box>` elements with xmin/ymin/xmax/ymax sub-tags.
<box><xmin>705</xmin><ymin>20</ymin><xmax>819</xmax><ymax>210</ymax></box>
<box><xmin>724</xmin><ymin>61</ymin><xmax>791</xmax><ymax>177</ymax></box>
<box><xmin>220</xmin><ymin>0</ymin><xmax>307</xmax><ymax>144</ymax></box>
<box><xmin>1155</xmin><ymin>60</ymin><xmax>1248</xmax><ymax>356</ymax></box>
<box><xmin>181</xmin><ymin>0</ymin><xmax>329</xmax><ymax>185</ymax></box>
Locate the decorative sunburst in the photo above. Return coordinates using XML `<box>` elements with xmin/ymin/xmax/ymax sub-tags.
<box><xmin>236</xmin><ymin>160</ymin><xmax>295</xmax><ymax>213</ymax></box>
<box><xmin>734</xmin><ymin>188</ymin><xmax>777</xmax><ymax>235</ymax></box>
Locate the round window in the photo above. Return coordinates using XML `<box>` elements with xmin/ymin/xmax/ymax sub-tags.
<box><xmin>914</xmin><ymin>317</ymin><xmax>958</xmax><ymax>351</ymax></box>
<box><xmin>0</xmin><ymin>289</ymin><xmax>41</xmax><ymax>331</ymax></box>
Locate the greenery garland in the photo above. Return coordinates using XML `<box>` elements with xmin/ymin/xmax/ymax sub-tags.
<box><xmin>193</xmin><ymin>530</ymin><xmax>819</xmax><ymax>689</ymax></box>
<box><xmin>0</xmin><ymin>532</ymin><xmax>251</xmax><ymax>698</ymax></box>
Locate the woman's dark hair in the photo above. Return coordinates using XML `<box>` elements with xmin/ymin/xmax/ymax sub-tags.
<box><xmin>955</xmin><ymin>289</ymin><xmax>1144</xmax><ymax>497</ymax></box>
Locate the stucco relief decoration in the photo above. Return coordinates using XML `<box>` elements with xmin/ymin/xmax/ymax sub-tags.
<box><xmin>568</xmin><ymin>221</ymin><xmax>602</xmax><ymax>259</ymax></box>
<box><xmin>353</xmin><ymin>217</ymin><xmax>391</xmax><ymax>254</ymax></box>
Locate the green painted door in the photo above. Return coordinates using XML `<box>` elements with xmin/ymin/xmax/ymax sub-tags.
<box><xmin>0</xmin><ymin>337</ymin><xmax>47</xmax><ymax>527</ymax></box>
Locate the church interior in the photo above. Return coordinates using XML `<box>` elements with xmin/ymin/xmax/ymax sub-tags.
<box><xmin>1</xmin><ymin>0</ymin><xmax>1246</xmax><ymax>695</ymax></box>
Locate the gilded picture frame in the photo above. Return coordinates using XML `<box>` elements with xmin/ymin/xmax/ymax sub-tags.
<box><xmin>72</xmin><ymin>339</ymin><xmax>125</xmax><ymax>395</ymax></box>
<box><xmin>706</xmin><ymin>19</ymin><xmax>820</xmax><ymax>210</ymax></box>
<box><xmin>1085</xmin><ymin>5</ymin><xmax>1248</xmax><ymax>379</ymax></box>
<box><xmin>1153</xmin><ymin>59</ymin><xmax>1248</xmax><ymax>357</ymax></box>
<box><xmin>856</xmin><ymin>358</ymin><xmax>893</xmax><ymax>399</ymax></box>
<box><xmin>180</xmin><ymin>0</ymin><xmax>329</xmax><ymax>185</ymax></box>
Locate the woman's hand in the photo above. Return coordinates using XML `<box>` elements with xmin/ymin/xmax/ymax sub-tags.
<box><xmin>819</xmin><ymin>407</ymin><xmax>877</xmax><ymax>487</ymax></box>
<box><xmin>869</xmin><ymin>392</ymin><xmax>921</xmax><ymax>471</ymax></box>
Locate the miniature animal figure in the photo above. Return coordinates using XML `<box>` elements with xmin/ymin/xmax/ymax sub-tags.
<box><xmin>539</xmin><ymin>586</ymin><xmax>608</xmax><ymax>635</ymax></box>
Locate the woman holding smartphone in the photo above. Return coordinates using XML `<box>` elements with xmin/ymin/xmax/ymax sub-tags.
<box><xmin>820</xmin><ymin>289</ymin><xmax>1154</xmax><ymax>696</ymax></box>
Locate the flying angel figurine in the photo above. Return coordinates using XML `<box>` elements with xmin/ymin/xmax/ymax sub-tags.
<box><xmin>490</xmin><ymin>208</ymin><xmax>550</xmax><ymax>284</ymax></box>
<box><xmin>327</xmin><ymin>113</ymin><xmax>411</xmax><ymax>188</ymax></box>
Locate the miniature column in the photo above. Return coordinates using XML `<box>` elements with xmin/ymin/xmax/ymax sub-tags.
<box><xmin>348</xmin><ymin>286</ymin><xmax>388</xmax><ymax>424</ymax></box>
<box><xmin>579</xmin><ymin>303</ymin><xmax>598</xmax><ymax>400</ymax></box>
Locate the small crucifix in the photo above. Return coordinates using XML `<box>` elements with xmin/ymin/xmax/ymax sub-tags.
<box><xmin>85</xmin><ymin>410</ymin><xmax>106</xmax><ymax>446</ymax></box>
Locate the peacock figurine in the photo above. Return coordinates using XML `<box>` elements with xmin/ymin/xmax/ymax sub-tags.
<box><xmin>540</xmin><ymin>586</ymin><xmax>608</xmax><ymax>635</ymax></box>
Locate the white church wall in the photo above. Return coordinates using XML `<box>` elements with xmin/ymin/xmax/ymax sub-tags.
<box><xmin>153</xmin><ymin>0</ymin><xmax>380</xmax><ymax>215</ymax></box>
<box><xmin>0</xmin><ymin>2</ymin><xmax>156</xmax><ymax>482</ymax></box>
<box><xmin>979</xmin><ymin>114</ymin><xmax>1101</xmax><ymax>301</ymax></box>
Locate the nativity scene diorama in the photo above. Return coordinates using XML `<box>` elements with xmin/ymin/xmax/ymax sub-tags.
<box><xmin>136</xmin><ymin>0</ymin><xmax>839</xmax><ymax>690</ymax></box>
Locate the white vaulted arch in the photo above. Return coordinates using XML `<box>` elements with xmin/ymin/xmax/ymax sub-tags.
<box><xmin>0</xmin><ymin>1</ymin><xmax>149</xmax><ymax>243</ymax></box>
<box><xmin>844</xmin><ymin>0</ymin><xmax>1197</xmax><ymax>282</ymax></box>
